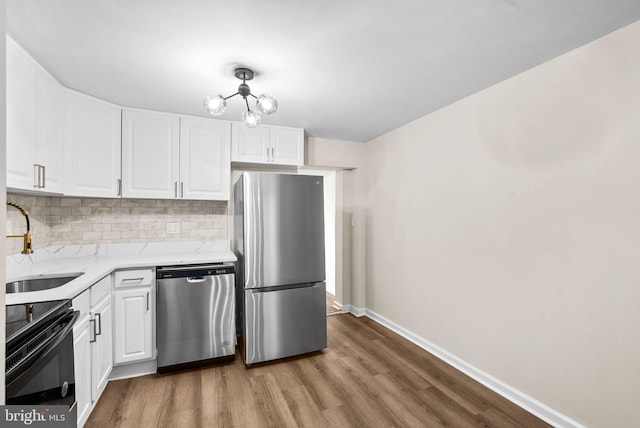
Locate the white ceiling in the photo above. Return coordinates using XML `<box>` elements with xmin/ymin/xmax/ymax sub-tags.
<box><xmin>7</xmin><ymin>1</ymin><xmax>640</xmax><ymax>142</ymax></box>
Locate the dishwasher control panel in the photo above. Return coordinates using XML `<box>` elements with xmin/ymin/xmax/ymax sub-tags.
<box><xmin>156</xmin><ymin>264</ymin><xmax>235</xmax><ymax>279</ymax></box>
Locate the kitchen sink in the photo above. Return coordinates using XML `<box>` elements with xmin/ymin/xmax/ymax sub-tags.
<box><xmin>6</xmin><ymin>273</ymin><xmax>84</xmax><ymax>294</ymax></box>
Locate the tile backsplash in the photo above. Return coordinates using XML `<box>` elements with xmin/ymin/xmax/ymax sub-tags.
<box><xmin>6</xmin><ymin>194</ymin><xmax>228</xmax><ymax>255</ymax></box>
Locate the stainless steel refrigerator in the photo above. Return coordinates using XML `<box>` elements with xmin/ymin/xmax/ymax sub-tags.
<box><xmin>233</xmin><ymin>172</ymin><xmax>327</xmax><ymax>364</ymax></box>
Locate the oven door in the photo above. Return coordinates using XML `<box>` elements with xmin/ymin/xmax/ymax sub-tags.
<box><xmin>5</xmin><ymin>308</ymin><xmax>79</xmax><ymax>413</ymax></box>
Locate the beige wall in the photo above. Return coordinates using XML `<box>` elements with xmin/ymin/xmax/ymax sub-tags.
<box><xmin>5</xmin><ymin>194</ymin><xmax>228</xmax><ymax>254</ymax></box>
<box><xmin>365</xmin><ymin>21</ymin><xmax>640</xmax><ymax>427</ymax></box>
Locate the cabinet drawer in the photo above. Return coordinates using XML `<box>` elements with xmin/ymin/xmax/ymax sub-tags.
<box><xmin>90</xmin><ymin>276</ymin><xmax>111</xmax><ymax>306</ymax></box>
<box><xmin>113</xmin><ymin>269</ymin><xmax>154</xmax><ymax>289</ymax></box>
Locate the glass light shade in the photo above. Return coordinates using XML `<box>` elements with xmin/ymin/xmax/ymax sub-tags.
<box><xmin>242</xmin><ymin>110</ymin><xmax>261</xmax><ymax>128</ymax></box>
<box><xmin>203</xmin><ymin>95</ymin><xmax>226</xmax><ymax>116</ymax></box>
<box><xmin>256</xmin><ymin>93</ymin><xmax>278</xmax><ymax>115</ymax></box>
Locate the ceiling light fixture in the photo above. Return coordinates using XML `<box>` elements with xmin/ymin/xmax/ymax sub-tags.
<box><xmin>203</xmin><ymin>67</ymin><xmax>278</xmax><ymax>128</ymax></box>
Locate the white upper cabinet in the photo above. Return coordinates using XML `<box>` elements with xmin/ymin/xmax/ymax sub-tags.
<box><xmin>6</xmin><ymin>37</ymin><xmax>303</xmax><ymax>198</ymax></box>
<box><xmin>231</xmin><ymin>124</ymin><xmax>270</xmax><ymax>164</ymax></box>
<box><xmin>231</xmin><ymin>123</ymin><xmax>304</xmax><ymax>167</ymax></box>
<box><xmin>6</xmin><ymin>36</ymin><xmax>37</xmax><ymax>190</ymax></box>
<box><xmin>270</xmin><ymin>125</ymin><xmax>305</xmax><ymax>166</ymax></box>
<box><xmin>122</xmin><ymin>109</ymin><xmax>180</xmax><ymax>199</ymax></box>
<box><xmin>180</xmin><ymin>117</ymin><xmax>231</xmax><ymax>200</ymax></box>
<box><xmin>64</xmin><ymin>90</ymin><xmax>122</xmax><ymax>197</ymax></box>
<box><xmin>36</xmin><ymin>68</ymin><xmax>65</xmax><ymax>192</ymax></box>
<box><xmin>6</xmin><ymin>36</ymin><xmax>65</xmax><ymax>192</ymax></box>
<box><xmin>122</xmin><ymin>110</ymin><xmax>230</xmax><ymax>200</ymax></box>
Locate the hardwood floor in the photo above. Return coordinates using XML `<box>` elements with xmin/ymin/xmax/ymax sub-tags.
<box><xmin>86</xmin><ymin>314</ymin><xmax>551</xmax><ymax>428</ymax></box>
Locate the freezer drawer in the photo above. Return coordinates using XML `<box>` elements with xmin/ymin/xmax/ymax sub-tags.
<box><xmin>157</xmin><ymin>271</ymin><xmax>235</xmax><ymax>369</ymax></box>
<box><xmin>244</xmin><ymin>282</ymin><xmax>327</xmax><ymax>364</ymax></box>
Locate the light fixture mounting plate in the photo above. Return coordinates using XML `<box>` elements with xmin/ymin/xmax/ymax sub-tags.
<box><xmin>234</xmin><ymin>67</ymin><xmax>254</xmax><ymax>81</ymax></box>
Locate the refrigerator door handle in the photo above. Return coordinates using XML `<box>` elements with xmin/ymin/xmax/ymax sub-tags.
<box><xmin>251</xmin><ymin>282</ymin><xmax>321</xmax><ymax>293</ymax></box>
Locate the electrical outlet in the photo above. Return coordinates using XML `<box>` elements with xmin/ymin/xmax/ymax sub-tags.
<box><xmin>167</xmin><ymin>222</ymin><xmax>180</xmax><ymax>234</ymax></box>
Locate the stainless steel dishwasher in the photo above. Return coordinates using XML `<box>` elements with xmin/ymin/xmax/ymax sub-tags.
<box><xmin>156</xmin><ymin>264</ymin><xmax>235</xmax><ymax>372</ymax></box>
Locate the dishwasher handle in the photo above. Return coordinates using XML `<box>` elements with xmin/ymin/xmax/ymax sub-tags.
<box><xmin>156</xmin><ymin>264</ymin><xmax>235</xmax><ymax>279</ymax></box>
<box><xmin>186</xmin><ymin>276</ymin><xmax>207</xmax><ymax>283</ymax></box>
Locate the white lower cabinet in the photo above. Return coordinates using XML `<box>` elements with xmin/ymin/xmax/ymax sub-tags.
<box><xmin>73</xmin><ymin>311</ymin><xmax>92</xmax><ymax>427</ymax></box>
<box><xmin>113</xmin><ymin>287</ymin><xmax>153</xmax><ymax>364</ymax></box>
<box><xmin>72</xmin><ymin>275</ymin><xmax>113</xmax><ymax>427</ymax></box>
<box><xmin>113</xmin><ymin>268</ymin><xmax>155</xmax><ymax>365</ymax></box>
<box><xmin>91</xmin><ymin>294</ymin><xmax>113</xmax><ymax>401</ymax></box>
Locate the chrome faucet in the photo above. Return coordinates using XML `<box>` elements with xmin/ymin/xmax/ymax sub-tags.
<box><xmin>6</xmin><ymin>201</ymin><xmax>33</xmax><ymax>254</ymax></box>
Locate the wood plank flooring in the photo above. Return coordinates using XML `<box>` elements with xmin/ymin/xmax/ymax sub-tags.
<box><xmin>86</xmin><ymin>314</ymin><xmax>551</xmax><ymax>428</ymax></box>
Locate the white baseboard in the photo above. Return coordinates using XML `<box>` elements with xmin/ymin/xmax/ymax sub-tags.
<box><xmin>109</xmin><ymin>359</ymin><xmax>157</xmax><ymax>380</ymax></box>
<box><xmin>363</xmin><ymin>308</ymin><xmax>585</xmax><ymax>428</ymax></box>
<box><xmin>341</xmin><ymin>304</ymin><xmax>366</xmax><ymax>317</ymax></box>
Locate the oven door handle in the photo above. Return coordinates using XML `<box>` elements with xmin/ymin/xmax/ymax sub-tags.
<box><xmin>5</xmin><ymin>309</ymin><xmax>79</xmax><ymax>386</ymax></box>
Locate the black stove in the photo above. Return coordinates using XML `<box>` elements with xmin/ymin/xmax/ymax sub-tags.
<box><xmin>6</xmin><ymin>299</ymin><xmax>68</xmax><ymax>341</ymax></box>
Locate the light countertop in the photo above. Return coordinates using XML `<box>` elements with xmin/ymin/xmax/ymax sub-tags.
<box><xmin>5</xmin><ymin>240</ymin><xmax>237</xmax><ymax>305</ymax></box>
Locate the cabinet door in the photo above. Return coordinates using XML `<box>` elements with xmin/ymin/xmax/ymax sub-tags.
<box><xmin>36</xmin><ymin>67</ymin><xmax>65</xmax><ymax>192</ymax></box>
<box><xmin>122</xmin><ymin>109</ymin><xmax>180</xmax><ymax>199</ymax></box>
<box><xmin>91</xmin><ymin>295</ymin><xmax>113</xmax><ymax>402</ymax></box>
<box><xmin>113</xmin><ymin>287</ymin><xmax>153</xmax><ymax>365</ymax></box>
<box><xmin>180</xmin><ymin>117</ymin><xmax>231</xmax><ymax>200</ymax></box>
<box><xmin>6</xmin><ymin>36</ymin><xmax>38</xmax><ymax>189</ymax></box>
<box><xmin>231</xmin><ymin>122</ymin><xmax>269</xmax><ymax>163</ymax></box>
<box><xmin>270</xmin><ymin>126</ymin><xmax>304</xmax><ymax>166</ymax></box>
<box><xmin>65</xmin><ymin>90</ymin><xmax>122</xmax><ymax>197</ymax></box>
<box><xmin>73</xmin><ymin>314</ymin><xmax>92</xmax><ymax>428</ymax></box>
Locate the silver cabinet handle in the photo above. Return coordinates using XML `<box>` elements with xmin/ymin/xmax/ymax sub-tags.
<box><xmin>41</xmin><ymin>165</ymin><xmax>46</xmax><ymax>188</ymax></box>
<box><xmin>271</xmin><ymin>147</ymin><xmax>275</xmax><ymax>162</ymax></box>
<box><xmin>89</xmin><ymin>319</ymin><xmax>97</xmax><ymax>343</ymax></box>
<box><xmin>33</xmin><ymin>164</ymin><xmax>41</xmax><ymax>188</ymax></box>
<box><xmin>266</xmin><ymin>146</ymin><xmax>270</xmax><ymax>161</ymax></box>
<box><xmin>117</xmin><ymin>179</ymin><xmax>122</xmax><ymax>196</ymax></box>
<box><xmin>121</xmin><ymin>277</ymin><xmax>144</xmax><ymax>283</ymax></box>
<box><xmin>180</xmin><ymin>182</ymin><xmax>184</xmax><ymax>198</ymax></box>
<box><xmin>174</xmin><ymin>181</ymin><xmax>178</xmax><ymax>198</ymax></box>
<box><xmin>34</xmin><ymin>164</ymin><xmax>45</xmax><ymax>188</ymax></box>
<box><xmin>95</xmin><ymin>312</ymin><xmax>102</xmax><ymax>336</ymax></box>
<box><xmin>146</xmin><ymin>292</ymin><xmax>150</xmax><ymax>311</ymax></box>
